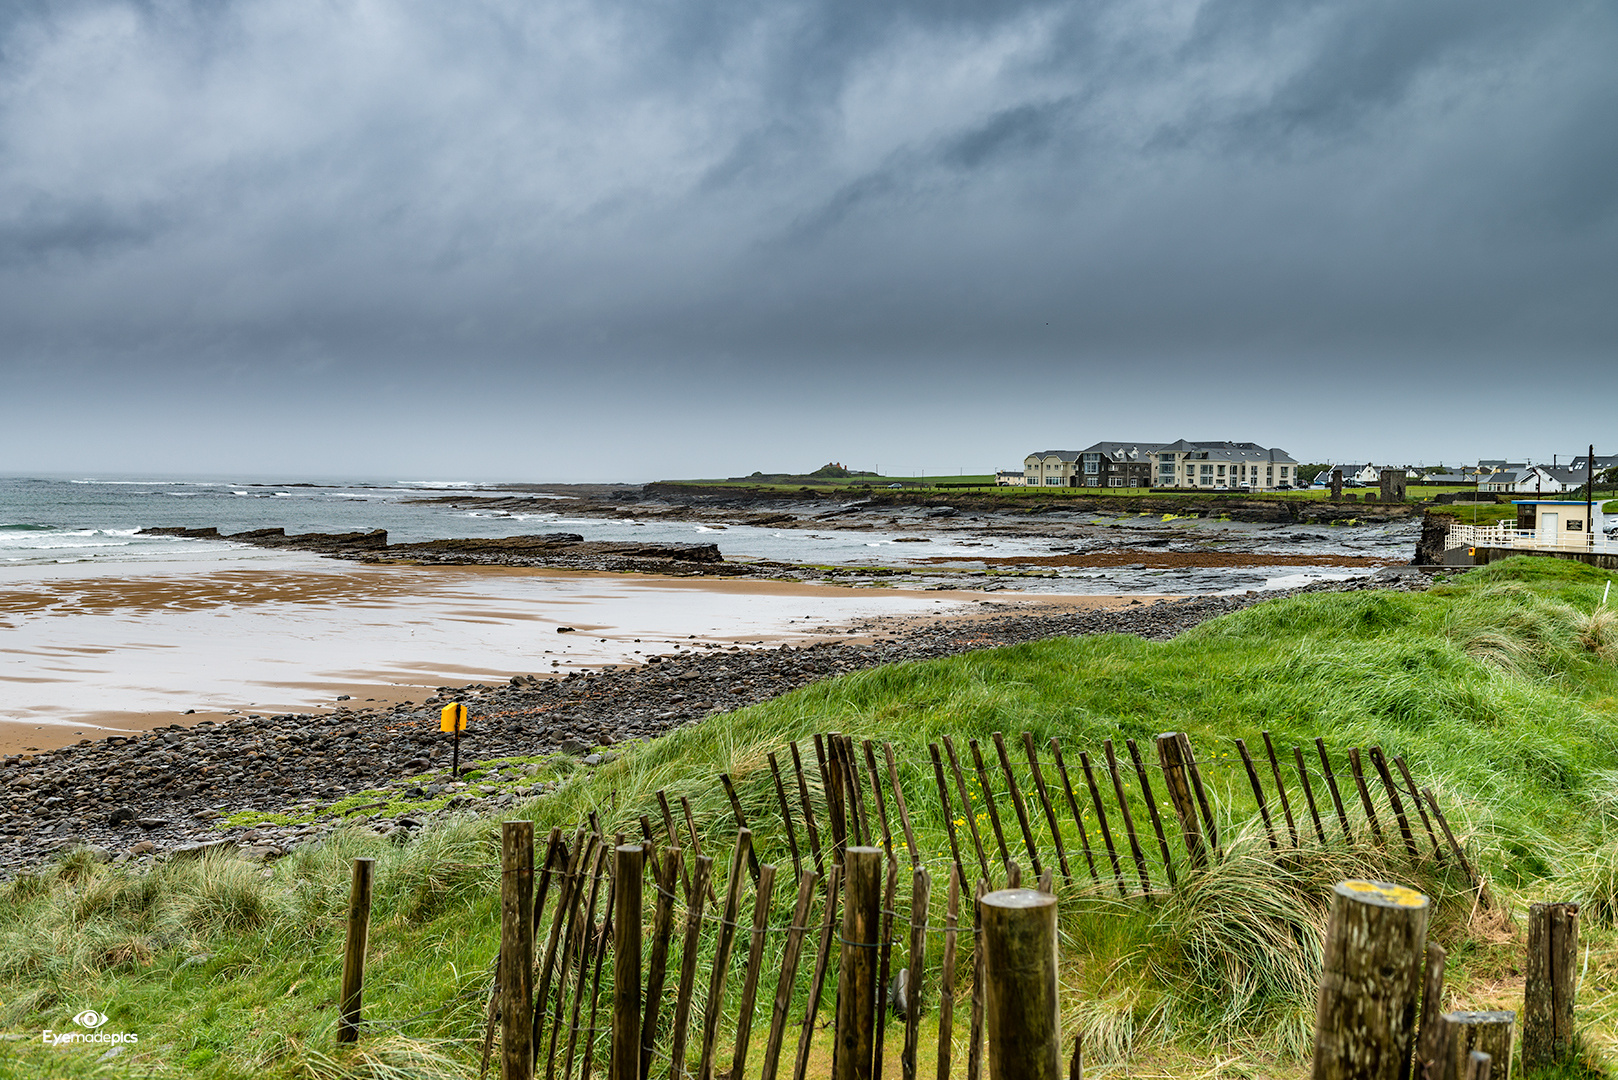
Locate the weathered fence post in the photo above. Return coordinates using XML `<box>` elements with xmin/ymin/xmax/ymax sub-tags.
<box><xmin>981</xmin><ymin>888</ymin><xmax>1061</xmax><ymax>1080</ymax></box>
<box><xmin>1440</xmin><ymin>1012</ymin><xmax>1514</xmax><ymax>1080</ymax></box>
<box><xmin>337</xmin><ymin>856</ymin><xmax>375</xmax><ymax>1044</ymax></box>
<box><xmin>641</xmin><ymin>847</ymin><xmax>681</xmax><ymax>1080</ymax></box>
<box><xmin>1156</xmin><ymin>733</ymin><xmax>1207</xmax><ymax>867</ymax></box>
<box><xmin>612</xmin><ymin>844</ymin><xmax>643</xmax><ymax>1080</ymax></box>
<box><xmin>1311</xmin><ymin>880</ymin><xmax>1428</xmax><ymax>1080</ymax></box>
<box><xmin>502</xmin><ymin>821</ymin><xmax>536</xmax><ymax>1080</ymax></box>
<box><xmin>1523</xmin><ymin>902</ymin><xmax>1579</xmax><ymax>1070</ymax></box>
<box><xmin>902</xmin><ymin>864</ymin><xmax>931</xmax><ymax>1080</ymax></box>
<box><xmin>1414</xmin><ymin>944</ymin><xmax>1448</xmax><ymax>1080</ymax></box>
<box><xmin>936</xmin><ymin>867</ymin><xmax>961</xmax><ymax>1080</ymax></box>
<box><xmin>835</xmin><ymin>847</ymin><xmax>883</xmax><ymax>1080</ymax></box>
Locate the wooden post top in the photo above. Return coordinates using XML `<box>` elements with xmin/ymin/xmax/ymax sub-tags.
<box><xmin>1334</xmin><ymin>880</ymin><xmax>1428</xmax><ymax>909</ymax></box>
<box><xmin>982</xmin><ymin>888</ymin><xmax>1059</xmax><ymax>912</ymax></box>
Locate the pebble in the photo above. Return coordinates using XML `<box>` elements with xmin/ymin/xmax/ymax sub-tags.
<box><xmin>0</xmin><ymin>575</ymin><xmax>1421</xmax><ymax>880</ymax></box>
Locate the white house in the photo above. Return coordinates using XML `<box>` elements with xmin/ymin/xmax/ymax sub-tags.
<box><xmin>1479</xmin><ymin>466</ymin><xmax>1566</xmax><ymax>494</ymax></box>
<box><xmin>1310</xmin><ymin>464</ymin><xmax>1379</xmax><ymax>488</ymax></box>
<box><xmin>995</xmin><ymin>471</ymin><xmax>1026</xmax><ymax>486</ymax></box>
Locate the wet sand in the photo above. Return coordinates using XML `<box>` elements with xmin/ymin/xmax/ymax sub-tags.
<box><xmin>0</xmin><ymin>560</ymin><xmax>1157</xmax><ymax>754</ymax></box>
<box><xmin>925</xmin><ymin>550</ymin><xmax>1402</xmax><ymax>569</ymax></box>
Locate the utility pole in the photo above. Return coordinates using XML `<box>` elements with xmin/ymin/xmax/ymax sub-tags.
<box><xmin>1587</xmin><ymin>444</ymin><xmax>1595</xmax><ymax>552</ymax></box>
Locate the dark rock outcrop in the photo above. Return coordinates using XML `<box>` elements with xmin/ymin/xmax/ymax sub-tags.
<box><xmin>1413</xmin><ymin>511</ymin><xmax>1458</xmax><ymax>566</ymax></box>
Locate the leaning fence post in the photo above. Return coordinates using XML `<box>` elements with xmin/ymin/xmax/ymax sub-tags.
<box><xmin>1523</xmin><ymin>902</ymin><xmax>1579</xmax><ymax>1070</ymax></box>
<box><xmin>981</xmin><ymin>888</ymin><xmax>1061</xmax><ymax>1080</ymax></box>
<box><xmin>1414</xmin><ymin>944</ymin><xmax>1448</xmax><ymax>1080</ymax></box>
<box><xmin>502</xmin><ymin>821</ymin><xmax>536</xmax><ymax>1080</ymax></box>
<box><xmin>835</xmin><ymin>847</ymin><xmax>883</xmax><ymax>1080</ymax></box>
<box><xmin>338</xmin><ymin>857</ymin><xmax>375</xmax><ymax>1044</ymax></box>
<box><xmin>902</xmin><ymin>864</ymin><xmax>931</xmax><ymax>1080</ymax></box>
<box><xmin>1311</xmin><ymin>880</ymin><xmax>1428</xmax><ymax>1080</ymax></box>
<box><xmin>1156</xmin><ymin>733</ymin><xmax>1207</xmax><ymax>868</ymax></box>
<box><xmin>612</xmin><ymin>844</ymin><xmax>643</xmax><ymax>1080</ymax></box>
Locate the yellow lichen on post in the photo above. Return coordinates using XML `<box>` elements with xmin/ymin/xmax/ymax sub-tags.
<box><xmin>1312</xmin><ymin>880</ymin><xmax>1429</xmax><ymax>1080</ymax></box>
<box><xmin>1338</xmin><ymin>880</ymin><xmax>1427</xmax><ymax>907</ymax></box>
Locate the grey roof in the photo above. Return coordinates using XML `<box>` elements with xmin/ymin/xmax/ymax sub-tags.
<box><xmin>1481</xmin><ymin>466</ymin><xmax>1577</xmax><ymax>488</ymax></box>
<box><xmin>1025</xmin><ymin>449</ymin><xmax>1082</xmax><ymax>462</ymax></box>
<box><xmin>1154</xmin><ymin>440</ymin><xmax>1298</xmax><ymax>465</ymax></box>
<box><xmin>1078</xmin><ymin>441</ymin><xmax>1164</xmax><ymax>462</ymax></box>
<box><xmin>1568</xmin><ymin>454</ymin><xmax>1618</xmax><ymax>471</ymax></box>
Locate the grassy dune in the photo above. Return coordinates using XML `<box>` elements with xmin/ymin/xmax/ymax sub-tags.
<box><xmin>5</xmin><ymin>558</ymin><xmax>1618</xmax><ymax>1079</ymax></box>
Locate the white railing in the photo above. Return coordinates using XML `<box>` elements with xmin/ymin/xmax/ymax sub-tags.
<box><xmin>1446</xmin><ymin>522</ymin><xmax>1615</xmax><ymax>555</ymax></box>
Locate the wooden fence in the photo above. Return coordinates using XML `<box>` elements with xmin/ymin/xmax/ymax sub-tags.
<box><xmin>335</xmin><ymin>728</ymin><xmax>1537</xmax><ymax>1080</ymax></box>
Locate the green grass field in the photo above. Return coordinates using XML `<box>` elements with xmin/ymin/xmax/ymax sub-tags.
<box><xmin>658</xmin><ymin>476</ymin><xmax>1510</xmax><ymax>504</ymax></box>
<box><xmin>7</xmin><ymin>558</ymin><xmax>1618</xmax><ymax>1078</ymax></box>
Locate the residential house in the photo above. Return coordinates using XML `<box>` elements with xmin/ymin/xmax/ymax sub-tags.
<box><xmin>1074</xmin><ymin>442</ymin><xmax>1163</xmax><ymax>488</ymax></box>
<box><xmin>1151</xmin><ymin>440</ymin><xmax>1298</xmax><ymax>491</ymax></box>
<box><xmin>1420</xmin><ymin>469</ymin><xmax>1481</xmax><ymax>485</ymax></box>
<box><xmin>1479</xmin><ymin>466</ymin><xmax>1567</xmax><ymax>494</ymax></box>
<box><xmin>1567</xmin><ymin>453</ymin><xmax>1618</xmax><ymax>475</ymax></box>
<box><xmin>1023</xmin><ymin>450</ymin><xmax>1083</xmax><ymax>487</ymax></box>
<box><xmin>995</xmin><ymin>471</ymin><xmax>1026</xmax><ymax>486</ymax></box>
<box><xmin>1309</xmin><ymin>464</ymin><xmax>1379</xmax><ymax>488</ymax></box>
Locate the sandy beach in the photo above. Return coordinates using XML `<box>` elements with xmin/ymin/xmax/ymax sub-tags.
<box><xmin>0</xmin><ymin>559</ymin><xmax>1161</xmax><ymax>754</ymax></box>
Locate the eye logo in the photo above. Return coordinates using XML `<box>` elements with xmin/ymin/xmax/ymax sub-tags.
<box><xmin>72</xmin><ymin>1010</ymin><xmax>109</xmax><ymax>1029</ymax></box>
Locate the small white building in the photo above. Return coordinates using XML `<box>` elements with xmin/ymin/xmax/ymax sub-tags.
<box><xmin>995</xmin><ymin>471</ymin><xmax>1026</xmax><ymax>486</ymax></box>
<box><xmin>1447</xmin><ymin>499</ymin><xmax>1612</xmax><ymax>556</ymax></box>
<box><xmin>1513</xmin><ymin>500</ymin><xmax>1608</xmax><ymax>546</ymax></box>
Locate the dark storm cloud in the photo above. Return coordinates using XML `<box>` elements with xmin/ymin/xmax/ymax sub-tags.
<box><xmin>0</xmin><ymin>0</ymin><xmax>1614</xmax><ymax>389</ymax></box>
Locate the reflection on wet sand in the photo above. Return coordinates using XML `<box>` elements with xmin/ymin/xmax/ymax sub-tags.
<box><xmin>0</xmin><ymin>561</ymin><xmax>1145</xmax><ymax>752</ymax></box>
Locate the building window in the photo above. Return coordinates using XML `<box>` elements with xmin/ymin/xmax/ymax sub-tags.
<box><xmin>1045</xmin><ymin>477</ymin><xmax>1063</xmax><ymax>485</ymax></box>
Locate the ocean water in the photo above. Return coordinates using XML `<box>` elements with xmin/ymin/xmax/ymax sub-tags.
<box><xmin>0</xmin><ymin>474</ymin><xmax>1415</xmax><ymax>746</ymax></box>
<box><xmin>0</xmin><ymin>475</ymin><xmax>537</xmax><ymax>567</ymax></box>
<box><xmin>0</xmin><ymin>473</ymin><xmax>1417</xmax><ymax>590</ymax></box>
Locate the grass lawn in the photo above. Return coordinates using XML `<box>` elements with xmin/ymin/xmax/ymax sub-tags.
<box><xmin>7</xmin><ymin>558</ymin><xmax>1618</xmax><ymax>1078</ymax></box>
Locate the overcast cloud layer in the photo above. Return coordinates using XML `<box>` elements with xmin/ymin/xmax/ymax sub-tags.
<box><xmin>2</xmin><ymin>0</ymin><xmax>1615</xmax><ymax>479</ymax></box>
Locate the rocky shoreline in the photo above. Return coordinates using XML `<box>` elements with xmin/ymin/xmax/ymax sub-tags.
<box><xmin>0</xmin><ymin>570</ymin><xmax>1426</xmax><ymax>880</ymax></box>
<box><xmin>138</xmin><ymin>525</ymin><xmax>741</xmax><ymax>574</ymax></box>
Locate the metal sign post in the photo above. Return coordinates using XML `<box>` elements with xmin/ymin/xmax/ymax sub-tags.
<box><xmin>441</xmin><ymin>702</ymin><xmax>468</xmax><ymax>776</ymax></box>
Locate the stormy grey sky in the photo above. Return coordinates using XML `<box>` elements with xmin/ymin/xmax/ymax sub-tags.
<box><xmin>1</xmin><ymin>0</ymin><xmax>1614</xmax><ymax>480</ymax></box>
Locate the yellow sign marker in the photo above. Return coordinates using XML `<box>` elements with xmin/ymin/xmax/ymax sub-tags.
<box><xmin>440</xmin><ymin>702</ymin><xmax>468</xmax><ymax>732</ymax></box>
